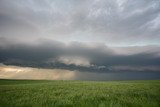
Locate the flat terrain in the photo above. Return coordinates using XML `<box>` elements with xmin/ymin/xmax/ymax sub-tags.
<box><xmin>0</xmin><ymin>79</ymin><xmax>160</xmax><ymax>107</ymax></box>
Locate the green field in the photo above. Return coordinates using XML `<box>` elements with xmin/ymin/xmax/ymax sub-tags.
<box><xmin>0</xmin><ymin>79</ymin><xmax>160</xmax><ymax>107</ymax></box>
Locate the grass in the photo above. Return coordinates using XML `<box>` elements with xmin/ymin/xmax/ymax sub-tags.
<box><xmin>0</xmin><ymin>79</ymin><xmax>160</xmax><ymax>107</ymax></box>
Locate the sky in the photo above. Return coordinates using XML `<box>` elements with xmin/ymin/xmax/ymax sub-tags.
<box><xmin>0</xmin><ymin>0</ymin><xmax>160</xmax><ymax>80</ymax></box>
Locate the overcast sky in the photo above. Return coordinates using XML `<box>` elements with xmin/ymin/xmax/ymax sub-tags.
<box><xmin>0</xmin><ymin>0</ymin><xmax>160</xmax><ymax>80</ymax></box>
<box><xmin>0</xmin><ymin>0</ymin><xmax>160</xmax><ymax>46</ymax></box>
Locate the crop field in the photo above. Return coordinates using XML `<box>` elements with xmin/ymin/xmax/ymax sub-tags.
<box><xmin>0</xmin><ymin>79</ymin><xmax>160</xmax><ymax>107</ymax></box>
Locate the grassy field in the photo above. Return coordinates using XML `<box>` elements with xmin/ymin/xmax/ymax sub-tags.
<box><xmin>0</xmin><ymin>79</ymin><xmax>160</xmax><ymax>107</ymax></box>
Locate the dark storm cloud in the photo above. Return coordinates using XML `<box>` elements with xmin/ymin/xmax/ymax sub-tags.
<box><xmin>0</xmin><ymin>0</ymin><xmax>160</xmax><ymax>45</ymax></box>
<box><xmin>0</xmin><ymin>38</ymin><xmax>160</xmax><ymax>72</ymax></box>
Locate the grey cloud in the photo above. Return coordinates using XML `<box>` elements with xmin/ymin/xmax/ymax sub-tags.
<box><xmin>0</xmin><ymin>38</ymin><xmax>160</xmax><ymax>72</ymax></box>
<box><xmin>0</xmin><ymin>0</ymin><xmax>160</xmax><ymax>45</ymax></box>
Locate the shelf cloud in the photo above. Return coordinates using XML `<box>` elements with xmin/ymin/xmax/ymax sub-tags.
<box><xmin>0</xmin><ymin>38</ymin><xmax>160</xmax><ymax>73</ymax></box>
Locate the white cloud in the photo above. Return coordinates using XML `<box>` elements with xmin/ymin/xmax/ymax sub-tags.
<box><xmin>57</xmin><ymin>56</ymin><xmax>91</xmax><ymax>67</ymax></box>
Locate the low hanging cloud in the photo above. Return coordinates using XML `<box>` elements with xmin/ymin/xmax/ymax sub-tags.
<box><xmin>0</xmin><ymin>64</ymin><xmax>160</xmax><ymax>80</ymax></box>
<box><xmin>0</xmin><ymin>38</ymin><xmax>160</xmax><ymax>73</ymax></box>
